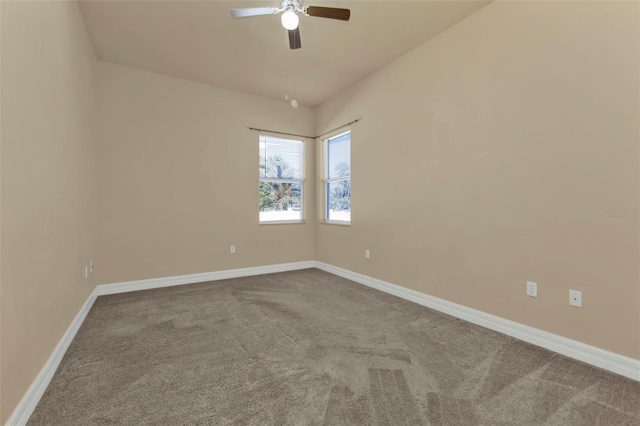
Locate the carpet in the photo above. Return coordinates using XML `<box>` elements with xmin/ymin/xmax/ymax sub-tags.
<box><xmin>29</xmin><ymin>269</ymin><xmax>640</xmax><ymax>425</ymax></box>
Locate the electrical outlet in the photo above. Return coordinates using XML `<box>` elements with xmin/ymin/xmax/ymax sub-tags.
<box><xmin>365</xmin><ymin>250</ymin><xmax>370</xmax><ymax>259</ymax></box>
<box><xmin>84</xmin><ymin>266</ymin><xmax>89</xmax><ymax>279</ymax></box>
<box><xmin>569</xmin><ymin>289</ymin><xmax>582</xmax><ymax>307</ymax></box>
<box><xmin>230</xmin><ymin>245</ymin><xmax>236</xmax><ymax>254</ymax></box>
<box><xmin>526</xmin><ymin>281</ymin><xmax>537</xmax><ymax>297</ymax></box>
<box><xmin>90</xmin><ymin>261</ymin><xmax>94</xmax><ymax>273</ymax></box>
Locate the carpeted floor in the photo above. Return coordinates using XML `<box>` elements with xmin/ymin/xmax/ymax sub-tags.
<box><xmin>30</xmin><ymin>269</ymin><xmax>640</xmax><ymax>425</ymax></box>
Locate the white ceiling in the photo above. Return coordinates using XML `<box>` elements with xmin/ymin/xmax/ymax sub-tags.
<box><xmin>79</xmin><ymin>1</ymin><xmax>491</xmax><ymax>106</ymax></box>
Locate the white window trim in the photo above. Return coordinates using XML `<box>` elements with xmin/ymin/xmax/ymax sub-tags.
<box><xmin>259</xmin><ymin>135</ymin><xmax>305</xmax><ymax>225</ymax></box>
<box><xmin>323</xmin><ymin>130</ymin><xmax>351</xmax><ymax>225</ymax></box>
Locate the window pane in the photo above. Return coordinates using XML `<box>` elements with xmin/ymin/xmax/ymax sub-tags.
<box><xmin>327</xmin><ymin>133</ymin><xmax>350</xmax><ymax>179</ymax></box>
<box><xmin>327</xmin><ymin>179</ymin><xmax>350</xmax><ymax>222</ymax></box>
<box><xmin>259</xmin><ymin>137</ymin><xmax>303</xmax><ymax>180</ymax></box>
<box><xmin>259</xmin><ymin>181</ymin><xmax>302</xmax><ymax>222</ymax></box>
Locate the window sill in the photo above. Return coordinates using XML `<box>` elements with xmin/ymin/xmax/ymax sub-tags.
<box><xmin>320</xmin><ymin>220</ymin><xmax>351</xmax><ymax>227</ymax></box>
<box><xmin>259</xmin><ymin>220</ymin><xmax>306</xmax><ymax>226</ymax></box>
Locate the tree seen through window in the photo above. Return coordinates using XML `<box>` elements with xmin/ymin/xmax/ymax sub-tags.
<box><xmin>259</xmin><ymin>137</ymin><xmax>303</xmax><ymax>222</ymax></box>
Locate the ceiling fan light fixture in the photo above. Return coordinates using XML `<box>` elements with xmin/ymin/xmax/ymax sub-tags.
<box><xmin>281</xmin><ymin>10</ymin><xmax>299</xmax><ymax>30</ymax></box>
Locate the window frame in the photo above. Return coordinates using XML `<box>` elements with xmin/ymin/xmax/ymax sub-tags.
<box><xmin>324</xmin><ymin>130</ymin><xmax>351</xmax><ymax>225</ymax></box>
<box><xmin>258</xmin><ymin>135</ymin><xmax>305</xmax><ymax>225</ymax></box>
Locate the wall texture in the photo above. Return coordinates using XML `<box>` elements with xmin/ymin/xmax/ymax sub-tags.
<box><xmin>315</xmin><ymin>1</ymin><xmax>640</xmax><ymax>359</ymax></box>
<box><xmin>95</xmin><ymin>62</ymin><xmax>316</xmax><ymax>285</ymax></box>
<box><xmin>0</xmin><ymin>1</ymin><xmax>98</xmax><ymax>422</ymax></box>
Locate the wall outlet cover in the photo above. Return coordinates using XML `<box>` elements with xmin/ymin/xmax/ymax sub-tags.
<box><xmin>569</xmin><ymin>289</ymin><xmax>582</xmax><ymax>307</ymax></box>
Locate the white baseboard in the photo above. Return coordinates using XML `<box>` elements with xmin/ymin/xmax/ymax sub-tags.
<box><xmin>7</xmin><ymin>260</ymin><xmax>314</xmax><ymax>425</ymax></box>
<box><xmin>96</xmin><ymin>261</ymin><xmax>316</xmax><ymax>296</ymax></box>
<box><xmin>8</xmin><ymin>259</ymin><xmax>638</xmax><ymax>425</ymax></box>
<box><xmin>6</xmin><ymin>289</ymin><xmax>99</xmax><ymax>426</ymax></box>
<box><xmin>315</xmin><ymin>261</ymin><xmax>640</xmax><ymax>382</ymax></box>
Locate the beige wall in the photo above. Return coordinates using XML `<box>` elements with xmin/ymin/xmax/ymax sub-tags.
<box><xmin>2</xmin><ymin>0</ymin><xmax>639</xmax><ymax>422</ymax></box>
<box><xmin>0</xmin><ymin>3</ymin><xmax>3</xmax><ymax>421</ymax></box>
<box><xmin>0</xmin><ymin>3</ymin><xmax>4</xmax><ymax>422</ymax></box>
<box><xmin>315</xmin><ymin>1</ymin><xmax>640</xmax><ymax>359</ymax></box>
<box><xmin>0</xmin><ymin>1</ymin><xmax>98</xmax><ymax>423</ymax></box>
<box><xmin>95</xmin><ymin>61</ymin><xmax>316</xmax><ymax>285</ymax></box>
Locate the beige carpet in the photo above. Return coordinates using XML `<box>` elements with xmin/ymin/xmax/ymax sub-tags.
<box><xmin>29</xmin><ymin>269</ymin><xmax>640</xmax><ymax>425</ymax></box>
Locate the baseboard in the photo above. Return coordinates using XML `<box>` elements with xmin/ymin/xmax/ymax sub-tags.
<box><xmin>96</xmin><ymin>261</ymin><xmax>316</xmax><ymax>296</ymax></box>
<box><xmin>8</xmin><ymin>260</ymin><xmax>638</xmax><ymax>425</ymax></box>
<box><xmin>314</xmin><ymin>261</ymin><xmax>640</xmax><ymax>382</ymax></box>
<box><xmin>6</xmin><ymin>260</ymin><xmax>315</xmax><ymax>425</ymax></box>
<box><xmin>6</xmin><ymin>289</ymin><xmax>99</xmax><ymax>426</ymax></box>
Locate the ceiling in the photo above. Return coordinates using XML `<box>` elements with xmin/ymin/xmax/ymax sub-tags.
<box><xmin>78</xmin><ymin>1</ymin><xmax>491</xmax><ymax>107</ymax></box>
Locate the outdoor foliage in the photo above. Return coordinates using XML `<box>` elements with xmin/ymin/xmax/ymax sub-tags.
<box><xmin>329</xmin><ymin>162</ymin><xmax>350</xmax><ymax>211</ymax></box>
<box><xmin>259</xmin><ymin>155</ymin><xmax>301</xmax><ymax>212</ymax></box>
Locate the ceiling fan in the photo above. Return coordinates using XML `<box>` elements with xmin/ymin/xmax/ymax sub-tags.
<box><xmin>230</xmin><ymin>0</ymin><xmax>351</xmax><ymax>50</ymax></box>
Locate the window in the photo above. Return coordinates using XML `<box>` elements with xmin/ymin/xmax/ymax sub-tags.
<box><xmin>325</xmin><ymin>131</ymin><xmax>351</xmax><ymax>223</ymax></box>
<box><xmin>259</xmin><ymin>136</ymin><xmax>303</xmax><ymax>223</ymax></box>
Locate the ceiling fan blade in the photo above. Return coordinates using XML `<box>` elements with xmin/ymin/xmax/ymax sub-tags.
<box><xmin>230</xmin><ymin>7</ymin><xmax>279</xmax><ymax>18</ymax></box>
<box><xmin>288</xmin><ymin>28</ymin><xmax>301</xmax><ymax>50</ymax></box>
<box><xmin>305</xmin><ymin>6</ymin><xmax>350</xmax><ymax>21</ymax></box>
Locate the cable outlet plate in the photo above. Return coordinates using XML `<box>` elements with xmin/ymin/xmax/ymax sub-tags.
<box><xmin>569</xmin><ymin>289</ymin><xmax>582</xmax><ymax>307</ymax></box>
